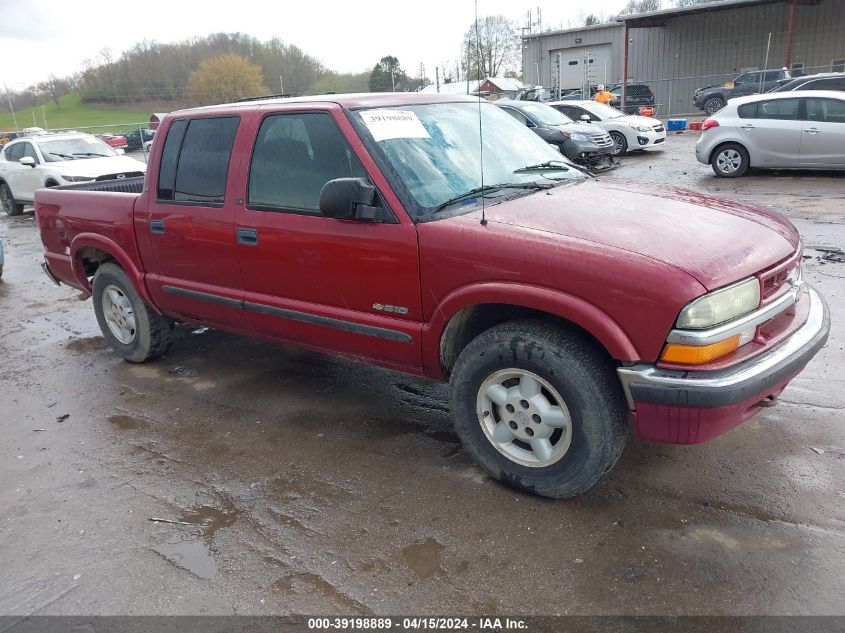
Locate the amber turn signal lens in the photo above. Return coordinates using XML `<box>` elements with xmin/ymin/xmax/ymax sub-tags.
<box><xmin>661</xmin><ymin>335</ymin><xmax>741</xmax><ymax>364</ymax></box>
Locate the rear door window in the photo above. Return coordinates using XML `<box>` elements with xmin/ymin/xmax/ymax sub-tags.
<box><xmin>157</xmin><ymin>116</ymin><xmax>239</xmax><ymax>205</ymax></box>
<box><xmin>5</xmin><ymin>143</ymin><xmax>24</xmax><ymax>162</ymax></box>
<box><xmin>756</xmin><ymin>98</ymin><xmax>800</xmax><ymax>120</ymax></box>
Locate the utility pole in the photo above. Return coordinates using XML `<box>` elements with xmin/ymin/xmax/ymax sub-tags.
<box><xmin>436</xmin><ymin>66</ymin><xmax>440</xmax><ymax>93</ymax></box>
<box><xmin>3</xmin><ymin>84</ymin><xmax>18</xmax><ymax>130</ymax></box>
<box><xmin>279</xmin><ymin>75</ymin><xmax>284</xmax><ymax>93</ymax></box>
<box><xmin>390</xmin><ymin>68</ymin><xmax>396</xmax><ymax>91</ymax></box>
<box><xmin>42</xmin><ymin>105</ymin><xmax>48</xmax><ymax>129</ymax></box>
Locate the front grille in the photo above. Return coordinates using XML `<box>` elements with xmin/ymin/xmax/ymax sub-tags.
<box><xmin>592</xmin><ymin>134</ymin><xmax>613</xmax><ymax>147</ymax></box>
<box><xmin>653</xmin><ymin>125</ymin><xmax>665</xmax><ymax>132</ymax></box>
<box><xmin>760</xmin><ymin>252</ymin><xmax>801</xmax><ymax>301</ymax></box>
<box><xmin>96</xmin><ymin>171</ymin><xmax>144</xmax><ymax>182</ymax></box>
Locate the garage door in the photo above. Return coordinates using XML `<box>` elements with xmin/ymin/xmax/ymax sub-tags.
<box><xmin>552</xmin><ymin>44</ymin><xmax>613</xmax><ymax>91</ymax></box>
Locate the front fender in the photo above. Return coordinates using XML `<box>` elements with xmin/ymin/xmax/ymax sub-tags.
<box><xmin>421</xmin><ymin>281</ymin><xmax>639</xmax><ymax>379</ymax></box>
<box><xmin>69</xmin><ymin>233</ymin><xmax>158</xmax><ymax>312</ymax></box>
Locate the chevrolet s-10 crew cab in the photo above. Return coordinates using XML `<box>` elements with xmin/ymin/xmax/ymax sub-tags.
<box><xmin>34</xmin><ymin>93</ymin><xmax>830</xmax><ymax>499</ymax></box>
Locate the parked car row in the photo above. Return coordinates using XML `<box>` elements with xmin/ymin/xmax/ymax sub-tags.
<box><xmin>0</xmin><ymin>132</ymin><xmax>146</xmax><ymax>216</ymax></box>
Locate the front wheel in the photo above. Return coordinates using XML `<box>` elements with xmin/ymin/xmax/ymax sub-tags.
<box><xmin>0</xmin><ymin>182</ymin><xmax>24</xmax><ymax>216</ymax></box>
<box><xmin>711</xmin><ymin>142</ymin><xmax>749</xmax><ymax>178</ymax></box>
<box><xmin>704</xmin><ymin>96</ymin><xmax>725</xmax><ymax>115</ymax></box>
<box><xmin>609</xmin><ymin>131</ymin><xmax>628</xmax><ymax>156</ymax></box>
<box><xmin>449</xmin><ymin>320</ymin><xmax>629</xmax><ymax>499</ymax></box>
<box><xmin>92</xmin><ymin>262</ymin><xmax>174</xmax><ymax>362</ymax></box>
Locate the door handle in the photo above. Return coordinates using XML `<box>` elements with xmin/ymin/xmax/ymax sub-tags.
<box><xmin>150</xmin><ymin>219</ymin><xmax>166</xmax><ymax>234</ymax></box>
<box><xmin>803</xmin><ymin>128</ymin><xmax>820</xmax><ymax>134</ymax></box>
<box><xmin>740</xmin><ymin>124</ymin><xmax>755</xmax><ymax>130</ymax></box>
<box><xmin>236</xmin><ymin>227</ymin><xmax>258</xmax><ymax>245</ymax></box>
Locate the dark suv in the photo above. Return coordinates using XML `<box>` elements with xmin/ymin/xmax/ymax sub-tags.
<box><xmin>769</xmin><ymin>72</ymin><xmax>845</xmax><ymax>93</ymax></box>
<box><xmin>608</xmin><ymin>84</ymin><xmax>655</xmax><ymax>114</ymax></box>
<box><xmin>693</xmin><ymin>69</ymin><xmax>791</xmax><ymax>115</ymax></box>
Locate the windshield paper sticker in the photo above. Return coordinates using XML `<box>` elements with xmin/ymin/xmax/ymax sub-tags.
<box><xmin>360</xmin><ymin>110</ymin><xmax>430</xmax><ymax>142</ymax></box>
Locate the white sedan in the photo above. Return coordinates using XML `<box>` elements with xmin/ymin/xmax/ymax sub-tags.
<box><xmin>548</xmin><ymin>100</ymin><xmax>666</xmax><ymax>156</ymax></box>
<box><xmin>0</xmin><ymin>132</ymin><xmax>146</xmax><ymax>216</ymax></box>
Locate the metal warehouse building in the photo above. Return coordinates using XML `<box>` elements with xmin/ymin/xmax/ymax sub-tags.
<box><xmin>521</xmin><ymin>0</ymin><xmax>845</xmax><ymax>115</ymax></box>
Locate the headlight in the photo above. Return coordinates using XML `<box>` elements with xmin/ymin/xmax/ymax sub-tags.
<box><xmin>61</xmin><ymin>175</ymin><xmax>95</xmax><ymax>182</ymax></box>
<box><xmin>676</xmin><ymin>277</ymin><xmax>760</xmax><ymax>329</ymax></box>
<box><xmin>569</xmin><ymin>133</ymin><xmax>589</xmax><ymax>141</ymax></box>
<box><xmin>628</xmin><ymin>123</ymin><xmax>652</xmax><ymax>132</ymax></box>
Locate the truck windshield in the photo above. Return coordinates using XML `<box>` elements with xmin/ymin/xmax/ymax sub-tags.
<box><xmin>352</xmin><ymin>101</ymin><xmax>582</xmax><ymax>218</ymax></box>
<box><xmin>38</xmin><ymin>137</ymin><xmax>117</xmax><ymax>161</ymax></box>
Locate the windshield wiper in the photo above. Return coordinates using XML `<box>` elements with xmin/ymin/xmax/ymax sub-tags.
<box><xmin>73</xmin><ymin>152</ymin><xmax>110</xmax><ymax>158</ymax></box>
<box><xmin>431</xmin><ymin>182</ymin><xmax>552</xmax><ymax>214</ymax></box>
<box><xmin>47</xmin><ymin>152</ymin><xmax>75</xmax><ymax>160</ymax></box>
<box><xmin>513</xmin><ymin>160</ymin><xmax>571</xmax><ymax>173</ymax></box>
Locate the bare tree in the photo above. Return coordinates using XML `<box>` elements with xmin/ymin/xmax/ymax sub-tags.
<box><xmin>619</xmin><ymin>0</ymin><xmax>662</xmax><ymax>15</ymax></box>
<box><xmin>462</xmin><ymin>15</ymin><xmax>520</xmax><ymax>79</ymax></box>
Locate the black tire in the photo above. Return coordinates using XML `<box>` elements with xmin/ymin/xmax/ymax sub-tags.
<box><xmin>704</xmin><ymin>96</ymin><xmax>725</xmax><ymax>115</ymax></box>
<box><xmin>609</xmin><ymin>131</ymin><xmax>628</xmax><ymax>156</ymax></box>
<box><xmin>449</xmin><ymin>320</ymin><xmax>629</xmax><ymax>499</ymax></box>
<box><xmin>710</xmin><ymin>142</ymin><xmax>750</xmax><ymax>178</ymax></box>
<box><xmin>0</xmin><ymin>182</ymin><xmax>24</xmax><ymax>216</ymax></box>
<box><xmin>92</xmin><ymin>262</ymin><xmax>174</xmax><ymax>362</ymax></box>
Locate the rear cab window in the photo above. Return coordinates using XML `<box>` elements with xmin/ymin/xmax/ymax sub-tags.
<box><xmin>157</xmin><ymin>116</ymin><xmax>240</xmax><ymax>205</ymax></box>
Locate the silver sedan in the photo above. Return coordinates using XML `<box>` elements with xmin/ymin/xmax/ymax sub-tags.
<box><xmin>696</xmin><ymin>90</ymin><xmax>845</xmax><ymax>177</ymax></box>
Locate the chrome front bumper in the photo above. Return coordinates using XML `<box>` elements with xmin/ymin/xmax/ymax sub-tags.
<box><xmin>617</xmin><ymin>286</ymin><xmax>830</xmax><ymax>409</ymax></box>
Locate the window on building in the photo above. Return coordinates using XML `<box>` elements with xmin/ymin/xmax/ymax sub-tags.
<box><xmin>157</xmin><ymin>117</ymin><xmax>239</xmax><ymax>205</ymax></box>
<box><xmin>247</xmin><ymin>113</ymin><xmax>366</xmax><ymax>214</ymax></box>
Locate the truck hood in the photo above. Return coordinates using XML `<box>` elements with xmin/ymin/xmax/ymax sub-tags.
<box><xmin>55</xmin><ymin>155</ymin><xmax>146</xmax><ymax>178</ymax></box>
<box><xmin>467</xmin><ymin>178</ymin><xmax>798</xmax><ymax>290</ymax></box>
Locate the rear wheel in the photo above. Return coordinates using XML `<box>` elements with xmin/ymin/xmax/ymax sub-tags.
<box><xmin>449</xmin><ymin>320</ymin><xmax>629</xmax><ymax>499</ymax></box>
<box><xmin>711</xmin><ymin>143</ymin><xmax>749</xmax><ymax>178</ymax></box>
<box><xmin>92</xmin><ymin>262</ymin><xmax>174</xmax><ymax>362</ymax></box>
<box><xmin>609</xmin><ymin>131</ymin><xmax>628</xmax><ymax>156</ymax></box>
<box><xmin>0</xmin><ymin>182</ymin><xmax>23</xmax><ymax>216</ymax></box>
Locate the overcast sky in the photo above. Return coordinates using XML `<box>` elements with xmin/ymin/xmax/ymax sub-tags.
<box><xmin>0</xmin><ymin>0</ymin><xmax>627</xmax><ymax>89</ymax></box>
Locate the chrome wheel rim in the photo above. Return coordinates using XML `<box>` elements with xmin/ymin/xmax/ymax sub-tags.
<box><xmin>716</xmin><ymin>149</ymin><xmax>742</xmax><ymax>174</ymax></box>
<box><xmin>102</xmin><ymin>284</ymin><xmax>136</xmax><ymax>344</ymax></box>
<box><xmin>476</xmin><ymin>369</ymin><xmax>573</xmax><ymax>468</ymax></box>
<box><xmin>611</xmin><ymin>133</ymin><xmax>625</xmax><ymax>155</ymax></box>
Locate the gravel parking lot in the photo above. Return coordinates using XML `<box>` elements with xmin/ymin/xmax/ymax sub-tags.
<box><xmin>1</xmin><ymin>132</ymin><xmax>843</xmax><ymax>616</ymax></box>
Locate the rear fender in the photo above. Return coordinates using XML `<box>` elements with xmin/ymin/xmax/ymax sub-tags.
<box><xmin>69</xmin><ymin>233</ymin><xmax>158</xmax><ymax>312</ymax></box>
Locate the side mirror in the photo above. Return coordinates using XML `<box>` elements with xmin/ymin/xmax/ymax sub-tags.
<box><xmin>319</xmin><ymin>178</ymin><xmax>378</xmax><ymax>221</ymax></box>
<box><xmin>115</xmin><ymin>148</ymin><xmax>125</xmax><ymax>155</ymax></box>
<box><xmin>19</xmin><ymin>156</ymin><xmax>36</xmax><ymax>167</ymax></box>
<box><xmin>580</xmin><ymin>114</ymin><xmax>591</xmax><ymax>122</ymax></box>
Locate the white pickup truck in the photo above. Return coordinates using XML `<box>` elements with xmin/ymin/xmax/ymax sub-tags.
<box><xmin>0</xmin><ymin>132</ymin><xmax>145</xmax><ymax>216</ymax></box>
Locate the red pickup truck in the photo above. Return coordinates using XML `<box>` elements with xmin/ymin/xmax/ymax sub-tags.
<box><xmin>34</xmin><ymin>93</ymin><xmax>829</xmax><ymax>498</ymax></box>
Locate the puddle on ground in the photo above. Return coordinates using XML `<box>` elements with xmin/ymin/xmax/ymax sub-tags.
<box><xmin>64</xmin><ymin>336</ymin><xmax>107</xmax><ymax>352</ymax></box>
<box><xmin>179</xmin><ymin>503</ymin><xmax>240</xmax><ymax>539</ymax></box>
<box><xmin>152</xmin><ymin>536</ymin><xmax>216</xmax><ymax>579</ymax></box>
<box><xmin>108</xmin><ymin>414</ymin><xmax>145</xmax><ymax>430</ymax></box>
<box><xmin>271</xmin><ymin>572</ymin><xmax>366</xmax><ymax>612</ymax></box>
<box><xmin>400</xmin><ymin>538</ymin><xmax>445</xmax><ymax>578</ymax></box>
<box><xmin>169</xmin><ymin>365</ymin><xmax>198</xmax><ymax>377</ymax></box>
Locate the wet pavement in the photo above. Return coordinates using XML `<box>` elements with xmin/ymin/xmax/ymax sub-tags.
<box><xmin>1</xmin><ymin>133</ymin><xmax>844</xmax><ymax>615</ymax></box>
